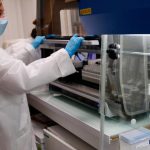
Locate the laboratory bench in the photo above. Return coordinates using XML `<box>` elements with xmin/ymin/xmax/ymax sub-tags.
<box><xmin>27</xmin><ymin>89</ymin><xmax>150</xmax><ymax>150</ymax></box>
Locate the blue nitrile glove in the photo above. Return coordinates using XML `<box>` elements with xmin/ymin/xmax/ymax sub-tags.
<box><xmin>65</xmin><ymin>34</ymin><xmax>84</xmax><ymax>57</ymax></box>
<box><xmin>32</xmin><ymin>36</ymin><xmax>45</xmax><ymax>49</ymax></box>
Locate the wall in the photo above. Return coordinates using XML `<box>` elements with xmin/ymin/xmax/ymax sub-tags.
<box><xmin>20</xmin><ymin>0</ymin><xmax>37</xmax><ymax>38</ymax></box>
<box><xmin>0</xmin><ymin>0</ymin><xmax>77</xmax><ymax>46</ymax></box>
<box><xmin>36</xmin><ymin>0</ymin><xmax>77</xmax><ymax>35</ymax></box>
<box><xmin>0</xmin><ymin>0</ymin><xmax>36</xmax><ymax>46</ymax></box>
<box><xmin>52</xmin><ymin>0</ymin><xmax>77</xmax><ymax>34</ymax></box>
<box><xmin>1</xmin><ymin>0</ymin><xmax>24</xmax><ymax>42</ymax></box>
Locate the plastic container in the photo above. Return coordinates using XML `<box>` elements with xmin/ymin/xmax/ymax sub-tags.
<box><xmin>120</xmin><ymin>128</ymin><xmax>150</xmax><ymax>150</ymax></box>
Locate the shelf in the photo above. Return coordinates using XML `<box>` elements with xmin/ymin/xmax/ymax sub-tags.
<box><xmin>50</xmin><ymin>81</ymin><xmax>99</xmax><ymax>103</ymax></box>
<box><xmin>28</xmin><ymin>91</ymin><xmax>101</xmax><ymax>149</ymax></box>
<box><xmin>28</xmin><ymin>90</ymin><xmax>150</xmax><ymax>149</ymax></box>
<box><xmin>43</xmin><ymin>39</ymin><xmax>100</xmax><ymax>46</ymax></box>
<box><xmin>27</xmin><ymin>90</ymin><xmax>150</xmax><ymax>149</ymax></box>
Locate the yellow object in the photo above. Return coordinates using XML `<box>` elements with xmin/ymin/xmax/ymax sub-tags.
<box><xmin>80</xmin><ymin>8</ymin><xmax>92</xmax><ymax>15</ymax></box>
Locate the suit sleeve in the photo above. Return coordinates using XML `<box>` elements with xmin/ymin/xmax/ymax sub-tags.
<box><xmin>0</xmin><ymin>48</ymin><xmax>76</xmax><ymax>94</ymax></box>
<box><xmin>5</xmin><ymin>41</ymin><xmax>41</xmax><ymax>65</ymax></box>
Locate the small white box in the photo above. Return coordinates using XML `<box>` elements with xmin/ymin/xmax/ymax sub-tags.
<box><xmin>120</xmin><ymin>128</ymin><xmax>150</xmax><ymax>150</ymax></box>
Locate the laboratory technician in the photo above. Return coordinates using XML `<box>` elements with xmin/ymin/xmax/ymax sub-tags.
<box><xmin>0</xmin><ymin>0</ymin><xmax>84</xmax><ymax>150</ymax></box>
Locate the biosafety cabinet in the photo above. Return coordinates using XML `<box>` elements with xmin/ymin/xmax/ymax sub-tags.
<box><xmin>29</xmin><ymin>34</ymin><xmax>150</xmax><ymax>150</ymax></box>
<box><xmin>28</xmin><ymin>0</ymin><xmax>150</xmax><ymax>150</ymax></box>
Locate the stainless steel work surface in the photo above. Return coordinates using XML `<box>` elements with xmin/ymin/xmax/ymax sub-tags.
<box><xmin>27</xmin><ymin>90</ymin><xmax>150</xmax><ymax>149</ymax></box>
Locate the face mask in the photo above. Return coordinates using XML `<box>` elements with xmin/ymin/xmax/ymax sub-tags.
<box><xmin>0</xmin><ymin>19</ymin><xmax>8</xmax><ymax>36</ymax></box>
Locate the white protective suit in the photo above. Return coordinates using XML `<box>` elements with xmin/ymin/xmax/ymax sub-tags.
<box><xmin>4</xmin><ymin>38</ymin><xmax>41</xmax><ymax>65</ymax></box>
<box><xmin>0</xmin><ymin>41</ymin><xmax>76</xmax><ymax>150</ymax></box>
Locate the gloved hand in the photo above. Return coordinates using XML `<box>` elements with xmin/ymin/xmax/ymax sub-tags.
<box><xmin>32</xmin><ymin>36</ymin><xmax>45</xmax><ymax>49</ymax></box>
<box><xmin>65</xmin><ymin>34</ymin><xmax>84</xmax><ymax>57</ymax></box>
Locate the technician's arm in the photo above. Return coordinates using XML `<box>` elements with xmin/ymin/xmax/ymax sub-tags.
<box><xmin>5</xmin><ymin>40</ymin><xmax>41</xmax><ymax>65</ymax></box>
<box><xmin>0</xmin><ymin>48</ymin><xmax>75</xmax><ymax>94</ymax></box>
